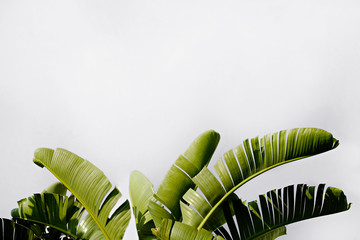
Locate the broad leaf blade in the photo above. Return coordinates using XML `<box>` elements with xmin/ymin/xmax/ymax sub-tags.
<box><xmin>129</xmin><ymin>170</ymin><xmax>157</xmax><ymax>239</ymax></box>
<box><xmin>220</xmin><ymin>184</ymin><xmax>350</xmax><ymax>240</ymax></box>
<box><xmin>151</xmin><ymin>130</ymin><xmax>220</xmax><ymax>222</ymax></box>
<box><xmin>33</xmin><ymin>148</ymin><xmax>131</xmax><ymax>240</ymax></box>
<box><xmin>191</xmin><ymin>128</ymin><xmax>339</xmax><ymax>230</ymax></box>
<box><xmin>216</xmin><ymin>128</ymin><xmax>338</xmax><ymax>191</ymax></box>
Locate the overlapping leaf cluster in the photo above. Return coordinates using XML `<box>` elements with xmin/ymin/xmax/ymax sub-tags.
<box><xmin>0</xmin><ymin>127</ymin><xmax>351</xmax><ymax>240</ymax></box>
<box><xmin>130</xmin><ymin>128</ymin><xmax>350</xmax><ymax>240</ymax></box>
<box><xmin>5</xmin><ymin>149</ymin><xmax>131</xmax><ymax>240</ymax></box>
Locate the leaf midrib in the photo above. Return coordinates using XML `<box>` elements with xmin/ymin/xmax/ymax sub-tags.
<box><xmin>34</xmin><ymin>157</ymin><xmax>111</xmax><ymax>240</ymax></box>
<box><xmin>197</xmin><ymin>155</ymin><xmax>313</xmax><ymax>230</ymax></box>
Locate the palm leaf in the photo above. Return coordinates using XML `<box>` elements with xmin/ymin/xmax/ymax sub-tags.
<box><xmin>145</xmin><ymin>130</ymin><xmax>219</xmax><ymax>229</ymax></box>
<box><xmin>11</xmin><ymin>192</ymin><xmax>83</xmax><ymax>239</ymax></box>
<box><xmin>183</xmin><ymin>128</ymin><xmax>339</xmax><ymax>230</ymax></box>
<box><xmin>0</xmin><ymin>218</ymin><xmax>38</xmax><ymax>240</ymax></box>
<box><xmin>219</xmin><ymin>184</ymin><xmax>350</xmax><ymax>240</ymax></box>
<box><xmin>33</xmin><ymin>148</ymin><xmax>131</xmax><ymax>240</ymax></box>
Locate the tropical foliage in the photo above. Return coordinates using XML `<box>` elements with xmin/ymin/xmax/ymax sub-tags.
<box><xmin>7</xmin><ymin>148</ymin><xmax>131</xmax><ymax>240</ymax></box>
<box><xmin>0</xmin><ymin>218</ymin><xmax>38</xmax><ymax>240</ymax></box>
<box><xmin>0</xmin><ymin>127</ymin><xmax>351</xmax><ymax>239</ymax></box>
<box><xmin>12</xmin><ymin>191</ymin><xmax>82</xmax><ymax>239</ymax></box>
<box><xmin>129</xmin><ymin>128</ymin><xmax>350</xmax><ymax>240</ymax></box>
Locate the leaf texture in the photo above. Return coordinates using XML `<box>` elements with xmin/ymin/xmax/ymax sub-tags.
<box><xmin>219</xmin><ymin>184</ymin><xmax>350</xmax><ymax>240</ymax></box>
<box><xmin>149</xmin><ymin>130</ymin><xmax>220</xmax><ymax>226</ymax></box>
<box><xmin>12</xmin><ymin>193</ymin><xmax>83</xmax><ymax>239</ymax></box>
<box><xmin>153</xmin><ymin>219</ymin><xmax>225</xmax><ymax>240</ymax></box>
<box><xmin>129</xmin><ymin>170</ymin><xmax>157</xmax><ymax>239</ymax></box>
<box><xmin>33</xmin><ymin>148</ymin><xmax>131</xmax><ymax>240</ymax></box>
<box><xmin>186</xmin><ymin>128</ymin><xmax>339</xmax><ymax>230</ymax></box>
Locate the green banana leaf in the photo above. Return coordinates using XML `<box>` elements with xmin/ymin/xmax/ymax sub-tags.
<box><xmin>11</xmin><ymin>192</ymin><xmax>83</xmax><ymax>239</ymax></box>
<box><xmin>162</xmin><ymin>183</ymin><xmax>349</xmax><ymax>240</ymax></box>
<box><xmin>0</xmin><ymin>218</ymin><xmax>38</xmax><ymax>240</ymax></box>
<box><xmin>218</xmin><ymin>184</ymin><xmax>350</xmax><ymax>240</ymax></box>
<box><xmin>152</xmin><ymin>130</ymin><xmax>220</xmax><ymax>221</ymax></box>
<box><xmin>181</xmin><ymin>128</ymin><xmax>339</xmax><ymax>230</ymax></box>
<box><xmin>129</xmin><ymin>170</ymin><xmax>157</xmax><ymax>240</ymax></box>
<box><xmin>129</xmin><ymin>130</ymin><xmax>220</xmax><ymax>238</ymax></box>
<box><xmin>134</xmin><ymin>130</ymin><xmax>219</xmax><ymax>234</ymax></box>
<box><xmin>252</xmin><ymin>227</ymin><xmax>286</xmax><ymax>240</ymax></box>
<box><xmin>33</xmin><ymin>148</ymin><xmax>131</xmax><ymax>240</ymax></box>
<box><xmin>152</xmin><ymin>219</ymin><xmax>225</xmax><ymax>240</ymax></box>
<box><xmin>41</xmin><ymin>182</ymin><xmax>68</xmax><ymax>195</ymax></box>
<box><xmin>11</xmin><ymin>182</ymin><xmax>83</xmax><ymax>239</ymax></box>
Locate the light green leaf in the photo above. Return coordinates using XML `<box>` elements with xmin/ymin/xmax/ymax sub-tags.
<box><xmin>148</xmin><ymin>201</ymin><xmax>175</xmax><ymax>230</ymax></box>
<box><xmin>41</xmin><ymin>182</ymin><xmax>67</xmax><ymax>195</ymax></box>
<box><xmin>33</xmin><ymin>148</ymin><xmax>131</xmax><ymax>240</ymax></box>
<box><xmin>129</xmin><ymin>170</ymin><xmax>157</xmax><ymax>240</ymax></box>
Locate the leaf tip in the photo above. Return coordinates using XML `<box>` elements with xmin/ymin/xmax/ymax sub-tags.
<box><xmin>332</xmin><ymin>138</ymin><xmax>340</xmax><ymax>149</ymax></box>
<box><xmin>10</xmin><ymin>208</ymin><xmax>20</xmax><ymax>218</ymax></box>
<box><xmin>33</xmin><ymin>148</ymin><xmax>54</xmax><ymax>168</ymax></box>
<box><xmin>33</xmin><ymin>158</ymin><xmax>44</xmax><ymax>168</ymax></box>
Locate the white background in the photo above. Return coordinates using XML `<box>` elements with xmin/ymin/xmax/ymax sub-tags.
<box><xmin>1</xmin><ymin>1</ymin><xmax>359</xmax><ymax>239</ymax></box>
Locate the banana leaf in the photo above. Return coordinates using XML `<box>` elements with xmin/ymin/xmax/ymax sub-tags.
<box><xmin>33</xmin><ymin>148</ymin><xmax>131</xmax><ymax>240</ymax></box>
<box><xmin>252</xmin><ymin>227</ymin><xmax>286</xmax><ymax>240</ymax></box>
<box><xmin>218</xmin><ymin>184</ymin><xmax>350</xmax><ymax>240</ymax></box>
<box><xmin>152</xmin><ymin>219</ymin><xmax>225</xmax><ymax>240</ymax></box>
<box><xmin>129</xmin><ymin>170</ymin><xmax>157</xmax><ymax>240</ymax></box>
<box><xmin>41</xmin><ymin>182</ymin><xmax>67</xmax><ymax>195</ymax></box>
<box><xmin>129</xmin><ymin>129</ymin><xmax>219</xmax><ymax>237</ymax></box>
<box><xmin>0</xmin><ymin>218</ymin><xmax>38</xmax><ymax>240</ymax></box>
<box><xmin>11</xmin><ymin>192</ymin><xmax>83</xmax><ymax>239</ymax></box>
<box><xmin>165</xmin><ymin>183</ymin><xmax>349</xmax><ymax>240</ymax></box>
<box><xmin>183</xmin><ymin>128</ymin><xmax>339</xmax><ymax>230</ymax></box>
<box><xmin>152</xmin><ymin>130</ymin><xmax>220</xmax><ymax>221</ymax></box>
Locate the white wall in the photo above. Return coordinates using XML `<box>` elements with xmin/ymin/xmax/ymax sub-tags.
<box><xmin>0</xmin><ymin>1</ymin><xmax>359</xmax><ymax>239</ymax></box>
